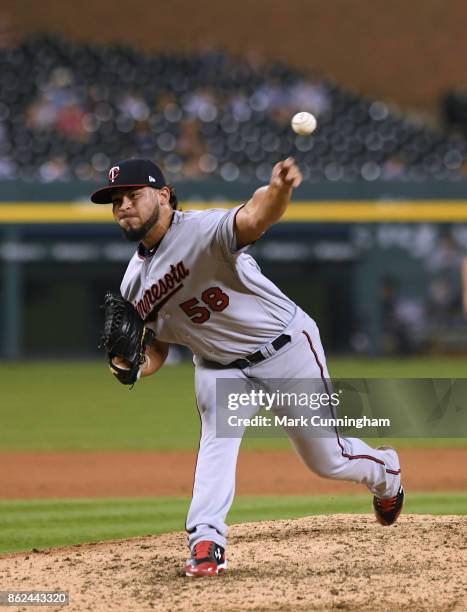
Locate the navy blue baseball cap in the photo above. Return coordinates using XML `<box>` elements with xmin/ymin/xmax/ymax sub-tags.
<box><xmin>91</xmin><ymin>158</ymin><xmax>167</xmax><ymax>204</ymax></box>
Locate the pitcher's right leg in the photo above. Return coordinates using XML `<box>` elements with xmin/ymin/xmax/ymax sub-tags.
<box><xmin>185</xmin><ymin>416</ymin><xmax>242</xmax><ymax>550</ymax></box>
<box><xmin>185</xmin><ymin>359</ymin><xmax>249</xmax><ymax>573</ymax></box>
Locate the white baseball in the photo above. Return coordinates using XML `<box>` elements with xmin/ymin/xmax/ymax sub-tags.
<box><xmin>291</xmin><ymin>112</ymin><xmax>317</xmax><ymax>136</ymax></box>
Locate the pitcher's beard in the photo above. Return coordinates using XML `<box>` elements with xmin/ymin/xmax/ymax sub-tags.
<box><xmin>121</xmin><ymin>207</ymin><xmax>160</xmax><ymax>242</ymax></box>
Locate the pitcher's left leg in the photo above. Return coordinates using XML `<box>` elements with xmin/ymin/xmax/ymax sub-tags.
<box><xmin>289</xmin><ymin>431</ymin><xmax>401</xmax><ymax>498</ymax></box>
<box><xmin>288</xmin><ymin>427</ymin><xmax>404</xmax><ymax>525</ymax></box>
<box><xmin>296</xmin><ymin>317</ymin><xmax>402</xmax><ymax>499</ymax></box>
<box><xmin>251</xmin><ymin>312</ymin><xmax>402</xmax><ymax>502</ymax></box>
<box><xmin>296</xmin><ymin>318</ymin><xmax>401</xmax><ymax>499</ymax></box>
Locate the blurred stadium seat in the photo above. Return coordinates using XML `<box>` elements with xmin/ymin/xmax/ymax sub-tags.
<box><xmin>0</xmin><ymin>34</ymin><xmax>466</xmax><ymax>184</ymax></box>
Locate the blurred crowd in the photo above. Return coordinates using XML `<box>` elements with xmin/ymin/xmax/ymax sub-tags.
<box><xmin>378</xmin><ymin>233</ymin><xmax>466</xmax><ymax>355</ymax></box>
<box><xmin>0</xmin><ymin>34</ymin><xmax>466</xmax><ymax>183</ymax></box>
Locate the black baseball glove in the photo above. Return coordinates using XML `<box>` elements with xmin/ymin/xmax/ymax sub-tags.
<box><xmin>99</xmin><ymin>291</ymin><xmax>155</xmax><ymax>387</ymax></box>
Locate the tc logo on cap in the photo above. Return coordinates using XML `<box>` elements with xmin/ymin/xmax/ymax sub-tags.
<box><xmin>109</xmin><ymin>166</ymin><xmax>120</xmax><ymax>183</ymax></box>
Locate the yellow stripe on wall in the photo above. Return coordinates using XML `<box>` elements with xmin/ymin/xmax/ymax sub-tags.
<box><xmin>0</xmin><ymin>201</ymin><xmax>467</xmax><ymax>223</ymax></box>
<box><xmin>0</xmin><ymin>204</ymin><xmax>114</xmax><ymax>223</ymax></box>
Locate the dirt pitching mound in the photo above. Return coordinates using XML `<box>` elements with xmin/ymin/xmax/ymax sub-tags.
<box><xmin>1</xmin><ymin>515</ymin><xmax>465</xmax><ymax>611</ymax></box>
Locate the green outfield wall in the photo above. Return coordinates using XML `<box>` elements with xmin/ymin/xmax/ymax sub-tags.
<box><xmin>2</xmin><ymin>178</ymin><xmax>467</xmax><ymax>202</ymax></box>
<box><xmin>1</xmin><ymin>181</ymin><xmax>466</xmax><ymax>360</ymax></box>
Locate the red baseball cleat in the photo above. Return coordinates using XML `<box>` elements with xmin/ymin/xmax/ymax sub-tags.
<box><xmin>373</xmin><ymin>486</ymin><xmax>404</xmax><ymax>526</ymax></box>
<box><xmin>185</xmin><ymin>540</ymin><xmax>227</xmax><ymax>577</ymax></box>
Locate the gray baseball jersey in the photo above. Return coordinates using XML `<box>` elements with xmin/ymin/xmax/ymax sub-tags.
<box><xmin>119</xmin><ymin>204</ymin><xmax>402</xmax><ymax>553</ymax></box>
<box><xmin>120</xmin><ymin>206</ymin><xmax>296</xmax><ymax>363</ymax></box>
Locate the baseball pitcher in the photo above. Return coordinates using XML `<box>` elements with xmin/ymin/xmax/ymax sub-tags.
<box><xmin>92</xmin><ymin>157</ymin><xmax>404</xmax><ymax>577</ymax></box>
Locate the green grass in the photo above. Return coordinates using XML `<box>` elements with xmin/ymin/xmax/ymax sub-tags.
<box><xmin>0</xmin><ymin>492</ymin><xmax>465</xmax><ymax>555</ymax></box>
<box><xmin>0</xmin><ymin>362</ymin><xmax>199</xmax><ymax>451</ymax></box>
<box><xmin>0</xmin><ymin>359</ymin><xmax>465</xmax><ymax>450</ymax></box>
<box><xmin>329</xmin><ymin>357</ymin><xmax>467</xmax><ymax>378</ymax></box>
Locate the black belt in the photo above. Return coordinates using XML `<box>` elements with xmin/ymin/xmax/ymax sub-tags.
<box><xmin>227</xmin><ymin>334</ymin><xmax>291</xmax><ymax>369</ymax></box>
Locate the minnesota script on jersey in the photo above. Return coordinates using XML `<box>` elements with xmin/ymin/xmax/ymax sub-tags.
<box><xmin>120</xmin><ymin>206</ymin><xmax>296</xmax><ymax>364</ymax></box>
